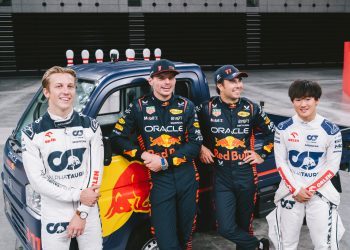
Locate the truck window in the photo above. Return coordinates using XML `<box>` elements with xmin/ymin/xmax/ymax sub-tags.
<box><xmin>14</xmin><ymin>79</ymin><xmax>96</xmax><ymax>143</ymax></box>
<box><xmin>96</xmin><ymin>83</ymin><xmax>151</xmax><ymax>134</ymax></box>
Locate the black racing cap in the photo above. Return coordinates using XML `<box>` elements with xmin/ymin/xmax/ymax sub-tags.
<box><xmin>214</xmin><ymin>65</ymin><xmax>248</xmax><ymax>83</ymax></box>
<box><xmin>150</xmin><ymin>59</ymin><xmax>179</xmax><ymax>77</ymax></box>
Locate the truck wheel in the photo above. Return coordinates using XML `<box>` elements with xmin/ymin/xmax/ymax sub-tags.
<box><xmin>142</xmin><ymin>238</ymin><xmax>158</xmax><ymax>250</ymax></box>
<box><xmin>126</xmin><ymin>222</ymin><xmax>158</xmax><ymax>250</ymax></box>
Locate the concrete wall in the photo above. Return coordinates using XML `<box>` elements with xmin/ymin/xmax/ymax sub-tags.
<box><xmin>1</xmin><ymin>0</ymin><xmax>350</xmax><ymax>13</ymax></box>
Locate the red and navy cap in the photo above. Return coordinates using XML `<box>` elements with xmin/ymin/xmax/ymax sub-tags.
<box><xmin>150</xmin><ymin>59</ymin><xmax>179</xmax><ymax>77</ymax></box>
<box><xmin>214</xmin><ymin>65</ymin><xmax>248</xmax><ymax>83</ymax></box>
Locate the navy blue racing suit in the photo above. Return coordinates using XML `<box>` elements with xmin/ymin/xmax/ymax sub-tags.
<box><xmin>110</xmin><ymin>94</ymin><xmax>202</xmax><ymax>250</ymax></box>
<box><xmin>197</xmin><ymin>96</ymin><xmax>274</xmax><ymax>250</ymax></box>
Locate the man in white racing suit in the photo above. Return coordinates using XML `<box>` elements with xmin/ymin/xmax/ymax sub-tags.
<box><xmin>21</xmin><ymin>66</ymin><xmax>104</xmax><ymax>249</ymax></box>
<box><xmin>267</xmin><ymin>79</ymin><xmax>344</xmax><ymax>250</ymax></box>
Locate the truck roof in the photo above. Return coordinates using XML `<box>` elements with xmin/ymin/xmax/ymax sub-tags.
<box><xmin>71</xmin><ymin>60</ymin><xmax>200</xmax><ymax>82</ymax></box>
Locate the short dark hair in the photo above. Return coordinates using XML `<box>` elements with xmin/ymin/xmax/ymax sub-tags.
<box><xmin>288</xmin><ymin>80</ymin><xmax>322</xmax><ymax>101</ymax></box>
<box><xmin>216</xmin><ymin>78</ymin><xmax>224</xmax><ymax>94</ymax></box>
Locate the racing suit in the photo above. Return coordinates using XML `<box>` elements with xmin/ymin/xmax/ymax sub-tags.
<box><xmin>267</xmin><ymin>114</ymin><xmax>344</xmax><ymax>250</ymax></box>
<box><xmin>21</xmin><ymin>110</ymin><xmax>104</xmax><ymax>250</ymax></box>
<box><xmin>110</xmin><ymin>94</ymin><xmax>202</xmax><ymax>250</ymax></box>
<box><xmin>197</xmin><ymin>96</ymin><xmax>275</xmax><ymax>250</ymax></box>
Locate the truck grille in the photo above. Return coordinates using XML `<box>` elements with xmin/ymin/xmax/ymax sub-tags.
<box><xmin>5</xmin><ymin>194</ymin><xmax>27</xmax><ymax>244</ymax></box>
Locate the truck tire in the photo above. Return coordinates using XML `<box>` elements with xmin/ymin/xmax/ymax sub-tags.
<box><xmin>126</xmin><ymin>221</ymin><xmax>158</xmax><ymax>250</ymax></box>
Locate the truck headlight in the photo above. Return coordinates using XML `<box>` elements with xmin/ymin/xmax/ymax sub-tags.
<box><xmin>25</xmin><ymin>184</ymin><xmax>41</xmax><ymax>216</ymax></box>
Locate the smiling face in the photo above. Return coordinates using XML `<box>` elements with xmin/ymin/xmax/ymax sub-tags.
<box><xmin>218</xmin><ymin>77</ymin><xmax>243</xmax><ymax>104</ymax></box>
<box><xmin>43</xmin><ymin>73</ymin><xmax>76</xmax><ymax>117</ymax></box>
<box><xmin>148</xmin><ymin>72</ymin><xmax>177</xmax><ymax>101</ymax></box>
<box><xmin>292</xmin><ymin>97</ymin><xmax>319</xmax><ymax>122</ymax></box>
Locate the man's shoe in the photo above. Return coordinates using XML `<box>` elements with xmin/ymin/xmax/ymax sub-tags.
<box><xmin>258</xmin><ymin>238</ymin><xmax>270</xmax><ymax>250</ymax></box>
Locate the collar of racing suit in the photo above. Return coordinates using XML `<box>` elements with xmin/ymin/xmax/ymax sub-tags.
<box><xmin>151</xmin><ymin>93</ymin><xmax>175</xmax><ymax>107</ymax></box>
<box><xmin>294</xmin><ymin>113</ymin><xmax>321</xmax><ymax>127</ymax></box>
<box><xmin>47</xmin><ymin>109</ymin><xmax>75</xmax><ymax>128</ymax></box>
<box><xmin>218</xmin><ymin>96</ymin><xmax>242</xmax><ymax>109</ymax></box>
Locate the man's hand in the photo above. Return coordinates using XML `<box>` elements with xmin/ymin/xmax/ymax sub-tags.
<box><xmin>293</xmin><ymin>187</ymin><xmax>314</xmax><ymax>203</ymax></box>
<box><xmin>243</xmin><ymin>150</ymin><xmax>264</xmax><ymax>165</ymax></box>
<box><xmin>67</xmin><ymin>214</ymin><xmax>86</xmax><ymax>238</ymax></box>
<box><xmin>199</xmin><ymin>145</ymin><xmax>215</xmax><ymax>164</ymax></box>
<box><xmin>141</xmin><ymin>151</ymin><xmax>162</xmax><ymax>172</ymax></box>
<box><xmin>80</xmin><ymin>186</ymin><xmax>100</xmax><ymax>207</ymax></box>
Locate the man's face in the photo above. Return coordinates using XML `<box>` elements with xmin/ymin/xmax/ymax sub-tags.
<box><xmin>218</xmin><ymin>78</ymin><xmax>243</xmax><ymax>102</ymax></box>
<box><xmin>148</xmin><ymin>72</ymin><xmax>176</xmax><ymax>101</ymax></box>
<box><xmin>43</xmin><ymin>73</ymin><xmax>76</xmax><ymax>116</ymax></box>
<box><xmin>292</xmin><ymin>97</ymin><xmax>319</xmax><ymax>122</ymax></box>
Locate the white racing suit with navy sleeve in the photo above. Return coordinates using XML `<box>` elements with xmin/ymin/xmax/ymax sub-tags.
<box><xmin>267</xmin><ymin>114</ymin><xmax>345</xmax><ymax>250</ymax></box>
<box><xmin>21</xmin><ymin>110</ymin><xmax>104</xmax><ymax>250</ymax></box>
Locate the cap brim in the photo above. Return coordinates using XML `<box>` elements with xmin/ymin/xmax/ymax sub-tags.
<box><xmin>151</xmin><ymin>69</ymin><xmax>179</xmax><ymax>77</ymax></box>
<box><xmin>224</xmin><ymin>72</ymin><xmax>248</xmax><ymax>80</ymax></box>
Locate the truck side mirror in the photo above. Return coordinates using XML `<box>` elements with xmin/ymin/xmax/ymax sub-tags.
<box><xmin>103</xmin><ymin>136</ymin><xmax>112</xmax><ymax>166</ymax></box>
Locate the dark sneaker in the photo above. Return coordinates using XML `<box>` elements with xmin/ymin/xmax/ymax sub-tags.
<box><xmin>258</xmin><ymin>238</ymin><xmax>270</xmax><ymax>250</ymax></box>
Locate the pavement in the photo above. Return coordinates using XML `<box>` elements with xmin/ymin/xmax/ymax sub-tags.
<box><xmin>1</xmin><ymin>67</ymin><xmax>350</xmax><ymax>249</ymax></box>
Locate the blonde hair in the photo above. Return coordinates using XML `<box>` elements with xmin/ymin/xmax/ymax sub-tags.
<box><xmin>42</xmin><ymin>66</ymin><xmax>76</xmax><ymax>89</ymax></box>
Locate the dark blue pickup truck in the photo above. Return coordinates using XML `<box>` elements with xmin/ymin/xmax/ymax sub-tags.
<box><xmin>2</xmin><ymin>60</ymin><xmax>349</xmax><ymax>250</ymax></box>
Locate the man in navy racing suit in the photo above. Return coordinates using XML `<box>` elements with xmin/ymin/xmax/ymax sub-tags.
<box><xmin>110</xmin><ymin>59</ymin><xmax>202</xmax><ymax>249</ymax></box>
<box><xmin>197</xmin><ymin>65</ymin><xmax>273</xmax><ymax>250</ymax></box>
<box><xmin>21</xmin><ymin>66</ymin><xmax>104</xmax><ymax>250</ymax></box>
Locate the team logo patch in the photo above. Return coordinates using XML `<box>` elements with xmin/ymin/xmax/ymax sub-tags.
<box><xmin>22</xmin><ymin>124</ymin><xmax>34</xmax><ymax>140</ymax></box>
<box><xmin>288</xmin><ymin>150</ymin><xmax>323</xmax><ymax>170</ymax></box>
<box><xmin>178</xmin><ymin>101</ymin><xmax>185</xmax><ymax>107</ymax></box>
<box><xmin>46</xmin><ymin>222</ymin><xmax>69</xmax><ymax>234</ymax></box>
<box><xmin>170</xmin><ymin>109</ymin><xmax>183</xmax><ymax>115</ymax></box>
<box><xmin>288</xmin><ymin>132</ymin><xmax>299</xmax><ymax>142</ymax></box>
<box><xmin>90</xmin><ymin>119</ymin><xmax>99</xmax><ymax>132</ymax></box>
<box><xmin>124</xmin><ymin>149</ymin><xmax>137</xmax><ymax>157</ymax></box>
<box><xmin>44</xmin><ymin>131</ymin><xmax>56</xmax><ymax>144</ymax></box>
<box><xmin>193</xmin><ymin>122</ymin><xmax>200</xmax><ymax>128</ymax></box>
<box><xmin>281</xmin><ymin>199</ymin><xmax>295</xmax><ymax>210</ymax></box>
<box><xmin>118</xmin><ymin>118</ymin><xmax>126</xmax><ymax>124</ymax></box>
<box><xmin>237</xmin><ymin>111</ymin><xmax>250</xmax><ymax>117</ymax></box>
<box><xmin>173</xmin><ymin>157</ymin><xmax>187</xmax><ymax>166</ymax></box>
<box><xmin>215</xmin><ymin>136</ymin><xmax>245</xmax><ymax>150</ymax></box>
<box><xmin>263</xmin><ymin>143</ymin><xmax>274</xmax><ymax>153</ymax></box>
<box><xmin>47</xmin><ymin>148</ymin><xmax>86</xmax><ymax>172</ymax></box>
<box><xmin>115</xmin><ymin>123</ymin><xmax>124</xmax><ymax>131</ymax></box>
<box><xmin>150</xmin><ymin>134</ymin><xmax>181</xmax><ymax>148</ymax></box>
<box><xmin>146</xmin><ymin>106</ymin><xmax>155</xmax><ymax>115</ymax></box>
<box><xmin>212</xmin><ymin>108</ymin><xmax>221</xmax><ymax>117</ymax></box>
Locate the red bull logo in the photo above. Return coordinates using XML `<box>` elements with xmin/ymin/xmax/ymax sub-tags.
<box><xmin>172</xmin><ymin>156</ymin><xmax>187</xmax><ymax>166</ymax></box>
<box><xmin>214</xmin><ymin>148</ymin><xmax>248</xmax><ymax>161</ymax></box>
<box><xmin>215</xmin><ymin>136</ymin><xmax>245</xmax><ymax>150</ymax></box>
<box><xmin>115</xmin><ymin>123</ymin><xmax>124</xmax><ymax>131</ymax></box>
<box><xmin>105</xmin><ymin>162</ymin><xmax>150</xmax><ymax>218</ymax></box>
<box><xmin>263</xmin><ymin>143</ymin><xmax>274</xmax><ymax>153</ymax></box>
<box><xmin>124</xmin><ymin>149</ymin><xmax>137</xmax><ymax>157</ymax></box>
<box><xmin>99</xmin><ymin>157</ymin><xmax>151</xmax><ymax>237</ymax></box>
<box><xmin>150</xmin><ymin>134</ymin><xmax>181</xmax><ymax>148</ymax></box>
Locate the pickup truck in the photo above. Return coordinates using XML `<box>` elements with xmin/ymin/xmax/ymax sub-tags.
<box><xmin>2</xmin><ymin>59</ymin><xmax>349</xmax><ymax>250</ymax></box>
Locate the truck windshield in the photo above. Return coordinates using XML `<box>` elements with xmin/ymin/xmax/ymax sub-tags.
<box><xmin>14</xmin><ymin>79</ymin><xmax>96</xmax><ymax>143</ymax></box>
